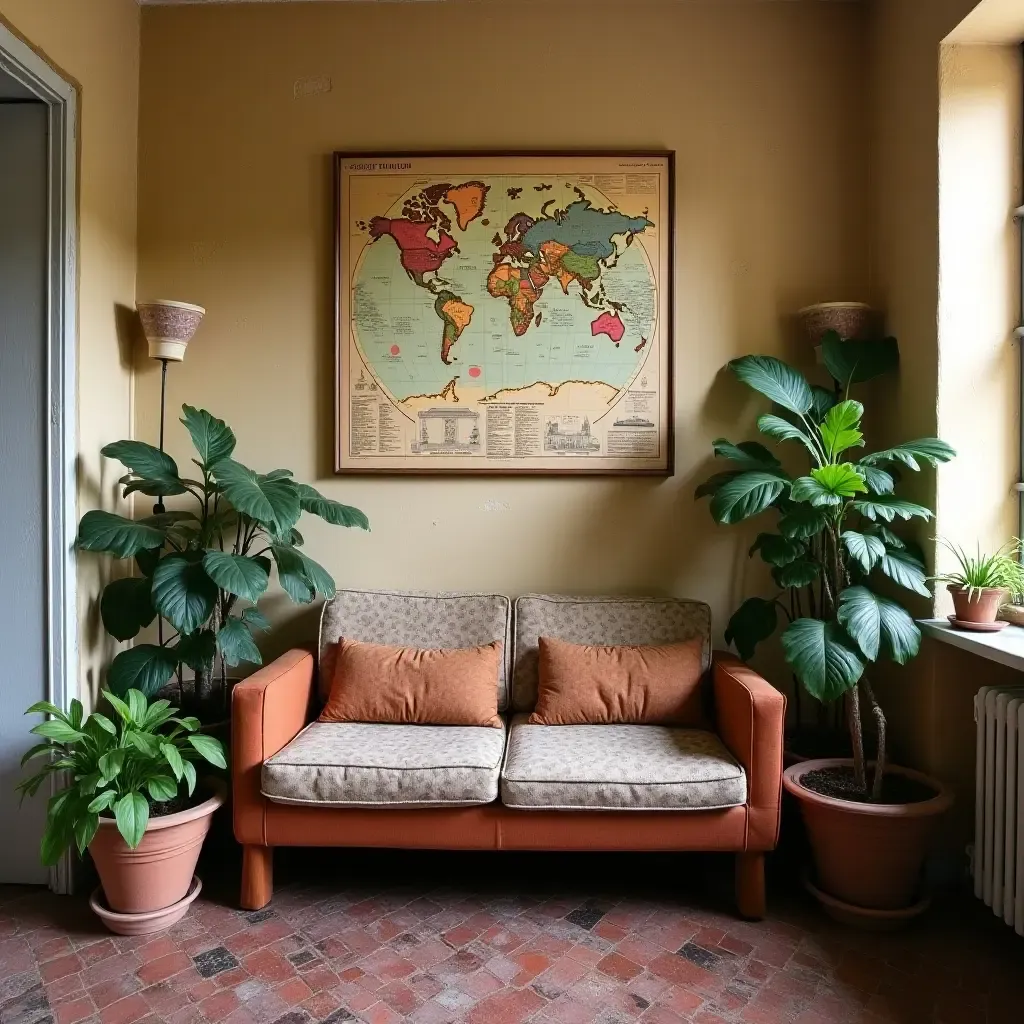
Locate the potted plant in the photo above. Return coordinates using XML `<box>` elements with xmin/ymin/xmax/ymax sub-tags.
<box><xmin>18</xmin><ymin>688</ymin><xmax>227</xmax><ymax>934</ymax></box>
<box><xmin>76</xmin><ymin>405</ymin><xmax>368</xmax><ymax>719</ymax></box>
<box><xmin>932</xmin><ymin>539</ymin><xmax>1024</xmax><ymax>628</ymax></box>
<box><xmin>697</xmin><ymin>343</ymin><xmax>956</xmax><ymax>927</ymax></box>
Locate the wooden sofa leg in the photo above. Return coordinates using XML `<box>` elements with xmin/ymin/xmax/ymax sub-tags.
<box><xmin>241</xmin><ymin>845</ymin><xmax>273</xmax><ymax>911</ymax></box>
<box><xmin>735</xmin><ymin>852</ymin><xmax>766</xmax><ymax>921</ymax></box>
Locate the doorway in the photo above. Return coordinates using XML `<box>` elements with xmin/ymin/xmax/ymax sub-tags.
<box><xmin>0</xmin><ymin>24</ymin><xmax>78</xmax><ymax>892</ymax></box>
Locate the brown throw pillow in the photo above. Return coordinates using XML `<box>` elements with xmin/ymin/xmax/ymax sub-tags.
<box><xmin>529</xmin><ymin>635</ymin><xmax>706</xmax><ymax>727</ymax></box>
<box><xmin>319</xmin><ymin>638</ymin><xmax>503</xmax><ymax>728</ymax></box>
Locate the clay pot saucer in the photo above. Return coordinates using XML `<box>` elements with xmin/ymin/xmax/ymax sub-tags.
<box><xmin>90</xmin><ymin>876</ymin><xmax>202</xmax><ymax>935</ymax></box>
<box><xmin>802</xmin><ymin>872</ymin><xmax>930</xmax><ymax>931</ymax></box>
<box><xmin>947</xmin><ymin>615</ymin><xmax>1008</xmax><ymax>633</ymax></box>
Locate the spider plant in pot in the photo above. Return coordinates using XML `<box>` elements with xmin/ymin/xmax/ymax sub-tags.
<box><xmin>932</xmin><ymin>539</ymin><xmax>1024</xmax><ymax>626</ymax></box>
<box><xmin>696</xmin><ymin>345</ymin><xmax>956</xmax><ymax>927</ymax></box>
<box><xmin>76</xmin><ymin>405</ymin><xmax>368</xmax><ymax>722</ymax></box>
<box><xmin>18</xmin><ymin>689</ymin><xmax>227</xmax><ymax>934</ymax></box>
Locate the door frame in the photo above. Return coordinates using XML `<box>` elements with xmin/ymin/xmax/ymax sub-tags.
<box><xmin>0</xmin><ymin>21</ymin><xmax>79</xmax><ymax>895</ymax></box>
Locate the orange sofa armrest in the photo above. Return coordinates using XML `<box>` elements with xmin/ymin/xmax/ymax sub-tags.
<box><xmin>232</xmin><ymin>649</ymin><xmax>315</xmax><ymax>846</ymax></box>
<box><xmin>712</xmin><ymin>652</ymin><xmax>786</xmax><ymax>849</ymax></box>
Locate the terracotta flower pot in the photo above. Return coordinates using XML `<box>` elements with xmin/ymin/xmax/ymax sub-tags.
<box><xmin>798</xmin><ymin>302</ymin><xmax>876</xmax><ymax>345</ymax></box>
<box><xmin>783</xmin><ymin>759</ymin><xmax>952</xmax><ymax>919</ymax></box>
<box><xmin>88</xmin><ymin>787</ymin><xmax>224</xmax><ymax>916</ymax></box>
<box><xmin>948</xmin><ymin>585</ymin><xmax>1007</xmax><ymax>624</ymax></box>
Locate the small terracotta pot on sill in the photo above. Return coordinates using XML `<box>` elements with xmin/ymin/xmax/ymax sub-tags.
<box><xmin>948</xmin><ymin>584</ymin><xmax>1007</xmax><ymax>624</ymax></box>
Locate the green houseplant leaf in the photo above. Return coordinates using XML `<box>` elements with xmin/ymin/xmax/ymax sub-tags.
<box><xmin>878</xmin><ymin>547</ymin><xmax>931</xmax><ymax>597</ymax></box>
<box><xmin>781</xmin><ymin>618</ymin><xmax>865</xmax><ymax>703</ymax></box>
<box><xmin>99</xmin><ymin>577</ymin><xmax>156</xmax><ymax>642</ymax></box>
<box><xmin>861</xmin><ymin>438</ymin><xmax>956</xmax><ymax>471</ymax></box>
<box><xmin>114</xmin><ymin>792</ymin><xmax>149</xmax><ymax>849</ymax></box>
<box><xmin>181</xmin><ymin>405</ymin><xmax>236</xmax><ymax>467</ymax></box>
<box><xmin>749</xmin><ymin>533</ymin><xmax>805</xmax><ymax>567</ymax></box>
<box><xmin>820</xmin><ymin>332</ymin><xmax>899</xmax><ymax>388</ymax></box>
<box><xmin>212</xmin><ymin>459</ymin><xmax>301</xmax><ymax>532</ymax></box>
<box><xmin>709</xmin><ymin>471</ymin><xmax>789</xmax><ymax>524</ymax></box>
<box><xmin>172</xmin><ymin>629</ymin><xmax>217</xmax><ymax>671</ymax></box>
<box><xmin>728</xmin><ymin>355</ymin><xmax>813</xmax><ymax>416</ymax></box>
<box><xmin>842</xmin><ymin>531</ymin><xmax>886</xmax><ymax>574</ymax></box>
<box><xmin>217</xmin><ymin>617</ymin><xmax>262</xmax><ymax>668</ymax></box>
<box><xmin>818</xmin><ymin>400</ymin><xmax>864</xmax><ymax>458</ymax></box>
<box><xmin>202</xmin><ymin>551</ymin><xmax>269</xmax><ymax>604</ymax></box>
<box><xmin>856</xmin><ymin>464</ymin><xmax>895</xmax><ymax>495</ymax></box>
<box><xmin>777</xmin><ymin>505</ymin><xmax>828</xmax><ymax>540</ymax></box>
<box><xmin>837</xmin><ymin>586</ymin><xmax>921</xmax><ymax>664</ymax></box>
<box><xmin>106</xmin><ymin>645</ymin><xmax>178</xmax><ymax>698</ymax></box>
<box><xmin>711</xmin><ymin>439</ymin><xmax>781</xmax><ymax>471</ymax></box>
<box><xmin>724</xmin><ymin>597</ymin><xmax>778</xmax><ymax>661</ymax></box>
<box><xmin>77</xmin><ymin>511</ymin><xmax>165</xmax><ymax>558</ymax></box>
<box><xmin>852</xmin><ymin>496</ymin><xmax>933</xmax><ymax>522</ymax></box>
<box><xmin>102</xmin><ymin>440</ymin><xmax>187</xmax><ymax>496</ymax></box>
<box><xmin>756</xmin><ymin>413</ymin><xmax>818</xmax><ymax>458</ymax></box>
<box><xmin>297</xmin><ymin>483</ymin><xmax>370</xmax><ymax>530</ymax></box>
<box><xmin>772</xmin><ymin>559</ymin><xmax>820</xmax><ymax>588</ymax></box>
<box><xmin>791</xmin><ymin>465</ymin><xmax>867</xmax><ymax>507</ymax></box>
<box><xmin>151</xmin><ymin>556</ymin><xmax>218</xmax><ymax>635</ymax></box>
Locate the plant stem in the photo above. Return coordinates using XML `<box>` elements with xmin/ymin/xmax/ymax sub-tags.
<box><xmin>861</xmin><ymin>676</ymin><xmax>887</xmax><ymax>801</ymax></box>
<box><xmin>848</xmin><ymin>682</ymin><xmax>867</xmax><ymax>794</ymax></box>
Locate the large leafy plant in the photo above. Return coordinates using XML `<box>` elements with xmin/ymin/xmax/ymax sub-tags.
<box><xmin>697</xmin><ymin>335</ymin><xmax>954</xmax><ymax>799</ymax></box>
<box><xmin>17</xmin><ymin>690</ymin><xmax>227</xmax><ymax>863</ymax></box>
<box><xmin>77</xmin><ymin>405</ymin><xmax>368</xmax><ymax>711</ymax></box>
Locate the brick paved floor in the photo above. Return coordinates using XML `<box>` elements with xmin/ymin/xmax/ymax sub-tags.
<box><xmin>0</xmin><ymin>849</ymin><xmax>1019</xmax><ymax>1024</ymax></box>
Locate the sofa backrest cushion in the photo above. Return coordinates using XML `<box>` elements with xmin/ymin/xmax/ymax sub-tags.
<box><xmin>511</xmin><ymin>594</ymin><xmax>712</xmax><ymax>712</ymax></box>
<box><xmin>319</xmin><ymin>589</ymin><xmax>513</xmax><ymax>709</ymax></box>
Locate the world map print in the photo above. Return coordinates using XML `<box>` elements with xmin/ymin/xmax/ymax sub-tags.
<box><xmin>335</xmin><ymin>154</ymin><xmax>672</xmax><ymax>475</ymax></box>
<box><xmin>351</xmin><ymin>177</ymin><xmax>657</xmax><ymax>404</ymax></box>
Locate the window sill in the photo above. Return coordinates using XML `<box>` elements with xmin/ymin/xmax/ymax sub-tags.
<box><xmin>918</xmin><ymin>619</ymin><xmax>1024</xmax><ymax>673</ymax></box>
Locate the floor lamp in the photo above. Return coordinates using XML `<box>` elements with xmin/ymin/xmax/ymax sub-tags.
<box><xmin>136</xmin><ymin>300</ymin><xmax>205</xmax><ymax>646</ymax></box>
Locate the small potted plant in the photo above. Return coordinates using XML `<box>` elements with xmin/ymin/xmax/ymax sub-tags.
<box><xmin>76</xmin><ymin>405</ymin><xmax>368</xmax><ymax>720</ymax></box>
<box><xmin>932</xmin><ymin>539</ymin><xmax>1024</xmax><ymax>628</ymax></box>
<box><xmin>697</xmin><ymin>340</ymin><xmax>955</xmax><ymax>927</ymax></box>
<box><xmin>18</xmin><ymin>689</ymin><xmax>226</xmax><ymax>934</ymax></box>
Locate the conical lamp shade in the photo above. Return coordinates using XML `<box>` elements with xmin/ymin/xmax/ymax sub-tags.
<box><xmin>137</xmin><ymin>300</ymin><xmax>205</xmax><ymax>361</ymax></box>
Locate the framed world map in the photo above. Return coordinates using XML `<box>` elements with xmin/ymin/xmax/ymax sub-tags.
<box><xmin>334</xmin><ymin>152</ymin><xmax>673</xmax><ymax>475</ymax></box>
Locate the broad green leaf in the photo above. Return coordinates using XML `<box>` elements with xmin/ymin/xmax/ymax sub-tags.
<box><xmin>837</xmin><ymin>586</ymin><xmax>921</xmax><ymax>664</ymax></box>
<box><xmin>778</xmin><ymin>505</ymin><xmax>828</xmax><ymax>540</ymax></box>
<box><xmin>853</xmin><ymin>497</ymin><xmax>933</xmax><ymax>523</ymax></box>
<box><xmin>147</xmin><ymin>775</ymin><xmax>178</xmax><ymax>802</ymax></box>
<box><xmin>87</xmin><ymin>790</ymin><xmax>117</xmax><ymax>813</ymax></box>
<box><xmin>695</xmin><ymin>471</ymin><xmax>741</xmax><ymax>500</ymax></box>
<box><xmin>293</xmin><ymin>550</ymin><xmax>335</xmax><ymax>599</ymax></box>
<box><xmin>772</xmin><ymin>559</ymin><xmax>820</xmax><ymax>588</ymax></box>
<box><xmin>792</xmin><ymin>465</ymin><xmax>866</xmax><ymax>507</ymax></box>
<box><xmin>296</xmin><ymin>483</ymin><xmax>370</xmax><ymax>530</ymax></box>
<box><xmin>857</xmin><ymin>464</ymin><xmax>895</xmax><ymax>495</ymax></box>
<box><xmin>136</xmin><ymin>547</ymin><xmax>161</xmax><ymax>578</ymax></box>
<box><xmin>151</xmin><ymin>555</ymin><xmax>218</xmax><ymax>635</ymax></box>
<box><xmin>809</xmin><ymin>385</ymin><xmax>838</xmax><ymax>423</ymax></box>
<box><xmin>781</xmin><ymin>618</ymin><xmax>865</xmax><ymax>703</ymax></box>
<box><xmin>20</xmin><ymin>743</ymin><xmax>54</xmax><ymax>766</ymax></box>
<box><xmin>202</xmin><ymin>551</ymin><xmax>269</xmax><ymax>603</ymax></box>
<box><xmin>709</xmin><ymin>472</ymin><xmax>788</xmax><ymax>525</ymax></box>
<box><xmin>728</xmin><ymin>356</ymin><xmax>813</xmax><ymax>416</ymax></box>
<box><xmin>106</xmin><ymin>645</ymin><xmax>177</xmax><ymax>698</ymax></box>
<box><xmin>711</xmin><ymin>439</ymin><xmax>781</xmax><ymax>471</ymax></box>
<box><xmin>182</xmin><ymin>760</ymin><xmax>197</xmax><ymax>796</ymax></box>
<box><xmin>24</xmin><ymin>701</ymin><xmax>68</xmax><ymax>722</ymax></box>
<box><xmin>749</xmin><ymin>533</ymin><xmax>805</xmax><ymax>567</ymax></box>
<box><xmin>870</xmin><ymin>524</ymin><xmax>906</xmax><ymax>549</ymax></box>
<box><xmin>100</xmin><ymin>577</ymin><xmax>156</xmax><ymax>642</ymax></box>
<box><xmin>842</xmin><ymin>530</ymin><xmax>887</xmax><ymax>573</ymax></box>
<box><xmin>126</xmin><ymin>690</ymin><xmax>147</xmax><ymax>725</ymax></box>
<box><xmin>819</xmin><ymin>400</ymin><xmax>864</xmax><ymax>458</ymax></box>
<box><xmin>114</xmin><ymin>792</ymin><xmax>149</xmax><ymax>849</ymax></box>
<box><xmin>172</xmin><ymin>629</ymin><xmax>216</xmax><ymax>671</ymax></box>
<box><xmin>103</xmin><ymin>690</ymin><xmax>133</xmax><ymax>723</ymax></box>
<box><xmin>68</xmin><ymin>699</ymin><xmax>83</xmax><ymax>730</ymax></box>
<box><xmin>87</xmin><ymin>713</ymin><xmax>117</xmax><ymax>736</ymax></box>
<box><xmin>241</xmin><ymin>607</ymin><xmax>271</xmax><ymax>632</ymax></box>
<box><xmin>757</xmin><ymin>414</ymin><xmax>818</xmax><ymax>457</ymax></box>
<box><xmin>74</xmin><ymin>813</ymin><xmax>100</xmax><ymax>855</ymax></box>
<box><xmin>212</xmin><ymin>459</ymin><xmax>301</xmax><ymax>532</ymax></box>
<box><xmin>140</xmin><ymin>698</ymin><xmax>172</xmax><ymax>729</ymax></box>
<box><xmin>161</xmin><ymin>742</ymin><xmax>184</xmax><ymax>781</ymax></box>
<box><xmin>30</xmin><ymin>720</ymin><xmax>85</xmax><ymax>744</ymax></box>
<box><xmin>724</xmin><ymin>597</ymin><xmax>778</xmax><ymax>661</ymax></box>
<box><xmin>878</xmin><ymin>548</ymin><xmax>931</xmax><ymax>597</ymax></box>
<box><xmin>217</xmin><ymin>618</ymin><xmax>262</xmax><ymax>668</ymax></box>
<box><xmin>261</xmin><ymin>469</ymin><xmax>294</xmax><ymax>482</ymax></box>
<box><xmin>181</xmin><ymin>405</ymin><xmax>236</xmax><ymax>466</ymax></box>
<box><xmin>77</xmin><ymin>511</ymin><xmax>165</xmax><ymax>559</ymax></box>
<box><xmin>861</xmin><ymin>438</ymin><xmax>956</xmax><ymax>471</ymax></box>
<box><xmin>128</xmin><ymin>730</ymin><xmax>160</xmax><ymax>756</ymax></box>
<box><xmin>98</xmin><ymin>749</ymin><xmax>125</xmax><ymax>783</ymax></box>
<box><xmin>188</xmin><ymin>733</ymin><xmax>227</xmax><ymax>769</ymax></box>
<box><xmin>821</xmin><ymin>332</ymin><xmax>899</xmax><ymax>388</ymax></box>
<box><xmin>271</xmin><ymin>546</ymin><xmax>313</xmax><ymax>604</ymax></box>
<box><xmin>40</xmin><ymin>819</ymin><xmax>72</xmax><ymax>866</ymax></box>
<box><xmin>102</xmin><ymin>440</ymin><xmax>185</xmax><ymax>496</ymax></box>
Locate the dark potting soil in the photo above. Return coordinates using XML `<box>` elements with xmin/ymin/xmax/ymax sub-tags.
<box><xmin>801</xmin><ymin>765</ymin><xmax>937</xmax><ymax>805</ymax></box>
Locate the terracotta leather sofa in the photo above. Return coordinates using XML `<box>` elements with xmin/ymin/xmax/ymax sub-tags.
<box><xmin>232</xmin><ymin>591</ymin><xmax>785</xmax><ymax>919</ymax></box>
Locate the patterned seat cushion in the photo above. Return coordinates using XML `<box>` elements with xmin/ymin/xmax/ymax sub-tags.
<box><xmin>512</xmin><ymin>595</ymin><xmax>712</xmax><ymax>712</ymax></box>
<box><xmin>500</xmin><ymin>715</ymin><xmax>746</xmax><ymax>811</ymax></box>
<box><xmin>262</xmin><ymin>721</ymin><xmax>506</xmax><ymax>808</ymax></box>
<box><xmin>319</xmin><ymin>589</ymin><xmax>512</xmax><ymax>709</ymax></box>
